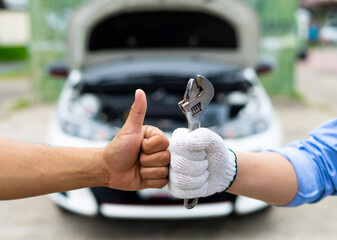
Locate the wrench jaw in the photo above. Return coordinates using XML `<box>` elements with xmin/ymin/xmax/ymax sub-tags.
<box><xmin>196</xmin><ymin>75</ymin><xmax>214</xmax><ymax>98</ymax></box>
<box><xmin>179</xmin><ymin>75</ymin><xmax>214</xmax><ymax>110</ymax></box>
<box><xmin>178</xmin><ymin>78</ymin><xmax>199</xmax><ymax>111</ymax></box>
<box><xmin>178</xmin><ymin>75</ymin><xmax>215</xmax><ymax>132</ymax></box>
<box><xmin>184</xmin><ymin>78</ymin><xmax>200</xmax><ymax>102</ymax></box>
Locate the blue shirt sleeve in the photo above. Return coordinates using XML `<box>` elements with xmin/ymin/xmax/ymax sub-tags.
<box><xmin>270</xmin><ymin>118</ymin><xmax>337</xmax><ymax>207</ymax></box>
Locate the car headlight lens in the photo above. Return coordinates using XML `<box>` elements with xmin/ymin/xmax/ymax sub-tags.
<box><xmin>212</xmin><ymin>87</ymin><xmax>272</xmax><ymax>139</ymax></box>
<box><xmin>70</xmin><ymin>93</ymin><xmax>101</xmax><ymax>119</ymax></box>
<box><xmin>59</xmin><ymin>119</ymin><xmax>118</xmax><ymax>141</ymax></box>
<box><xmin>58</xmin><ymin>89</ymin><xmax>119</xmax><ymax>141</ymax></box>
<box><xmin>218</xmin><ymin>115</ymin><xmax>270</xmax><ymax>139</ymax></box>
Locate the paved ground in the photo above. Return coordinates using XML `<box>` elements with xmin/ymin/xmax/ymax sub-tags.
<box><xmin>0</xmin><ymin>47</ymin><xmax>336</xmax><ymax>239</ymax></box>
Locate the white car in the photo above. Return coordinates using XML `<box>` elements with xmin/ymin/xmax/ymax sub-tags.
<box><xmin>48</xmin><ymin>0</ymin><xmax>282</xmax><ymax>219</ymax></box>
<box><xmin>320</xmin><ymin>18</ymin><xmax>337</xmax><ymax>44</ymax></box>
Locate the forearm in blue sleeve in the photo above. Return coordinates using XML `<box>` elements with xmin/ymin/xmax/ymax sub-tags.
<box><xmin>271</xmin><ymin>118</ymin><xmax>337</xmax><ymax>207</ymax></box>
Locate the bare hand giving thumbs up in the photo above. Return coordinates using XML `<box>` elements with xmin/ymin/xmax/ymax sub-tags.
<box><xmin>102</xmin><ymin>89</ymin><xmax>170</xmax><ymax>190</ymax></box>
<box><xmin>0</xmin><ymin>89</ymin><xmax>169</xmax><ymax>200</ymax></box>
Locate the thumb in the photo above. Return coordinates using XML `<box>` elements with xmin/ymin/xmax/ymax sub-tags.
<box><xmin>120</xmin><ymin>89</ymin><xmax>147</xmax><ymax>134</ymax></box>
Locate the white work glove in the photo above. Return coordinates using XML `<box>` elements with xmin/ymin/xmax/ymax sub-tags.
<box><xmin>168</xmin><ymin>128</ymin><xmax>237</xmax><ymax>199</ymax></box>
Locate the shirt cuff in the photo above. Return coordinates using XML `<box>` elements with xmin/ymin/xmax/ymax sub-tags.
<box><xmin>269</xmin><ymin>145</ymin><xmax>321</xmax><ymax>207</ymax></box>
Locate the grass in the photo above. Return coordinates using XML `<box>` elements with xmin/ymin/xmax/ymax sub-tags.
<box><xmin>0</xmin><ymin>46</ymin><xmax>28</xmax><ymax>61</ymax></box>
<box><xmin>0</xmin><ymin>45</ymin><xmax>30</xmax><ymax>81</ymax></box>
<box><xmin>0</xmin><ymin>62</ymin><xmax>30</xmax><ymax>81</ymax></box>
<box><xmin>10</xmin><ymin>95</ymin><xmax>35</xmax><ymax>111</ymax></box>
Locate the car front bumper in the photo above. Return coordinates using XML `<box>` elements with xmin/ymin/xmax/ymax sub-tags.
<box><xmin>47</xmin><ymin>113</ymin><xmax>281</xmax><ymax>219</ymax></box>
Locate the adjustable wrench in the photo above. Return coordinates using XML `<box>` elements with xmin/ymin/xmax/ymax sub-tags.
<box><xmin>178</xmin><ymin>75</ymin><xmax>215</xmax><ymax>209</ymax></box>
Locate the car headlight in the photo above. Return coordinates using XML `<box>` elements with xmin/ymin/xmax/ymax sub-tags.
<box><xmin>58</xmin><ymin>89</ymin><xmax>119</xmax><ymax>141</ymax></box>
<box><xmin>218</xmin><ymin>114</ymin><xmax>270</xmax><ymax>139</ymax></box>
<box><xmin>212</xmin><ymin>86</ymin><xmax>272</xmax><ymax>139</ymax></box>
<box><xmin>59</xmin><ymin>119</ymin><xmax>118</xmax><ymax>141</ymax></box>
<box><xmin>70</xmin><ymin>93</ymin><xmax>101</xmax><ymax>119</ymax></box>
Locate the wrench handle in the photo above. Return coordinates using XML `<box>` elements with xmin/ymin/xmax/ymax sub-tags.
<box><xmin>184</xmin><ymin>198</ymin><xmax>198</xmax><ymax>209</ymax></box>
<box><xmin>188</xmin><ymin>122</ymin><xmax>200</xmax><ymax>132</ymax></box>
<box><xmin>183</xmin><ymin>123</ymin><xmax>200</xmax><ymax>209</ymax></box>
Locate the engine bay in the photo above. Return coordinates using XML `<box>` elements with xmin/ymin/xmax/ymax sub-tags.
<box><xmin>69</xmin><ymin>74</ymin><xmax>253</xmax><ymax>132</ymax></box>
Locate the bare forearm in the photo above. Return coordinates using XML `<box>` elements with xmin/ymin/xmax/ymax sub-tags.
<box><xmin>227</xmin><ymin>151</ymin><xmax>298</xmax><ymax>206</ymax></box>
<box><xmin>0</xmin><ymin>139</ymin><xmax>108</xmax><ymax>200</ymax></box>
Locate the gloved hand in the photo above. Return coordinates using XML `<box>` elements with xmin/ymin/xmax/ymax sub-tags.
<box><xmin>168</xmin><ymin>128</ymin><xmax>237</xmax><ymax>199</ymax></box>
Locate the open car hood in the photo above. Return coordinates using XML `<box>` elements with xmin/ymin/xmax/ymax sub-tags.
<box><xmin>67</xmin><ymin>0</ymin><xmax>259</xmax><ymax>70</ymax></box>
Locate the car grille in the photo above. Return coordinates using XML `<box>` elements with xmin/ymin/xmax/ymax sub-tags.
<box><xmin>91</xmin><ymin>187</ymin><xmax>236</xmax><ymax>205</ymax></box>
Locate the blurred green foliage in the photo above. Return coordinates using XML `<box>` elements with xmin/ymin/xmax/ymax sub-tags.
<box><xmin>30</xmin><ymin>0</ymin><xmax>298</xmax><ymax>100</ymax></box>
<box><xmin>243</xmin><ymin>0</ymin><xmax>298</xmax><ymax>96</ymax></box>
<box><xmin>244</xmin><ymin>0</ymin><xmax>298</xmax><ymax>36</ymax></box>
<box><xmin>29</xmin><ymin>0</ymin><xmax>87</xmax><ymax>101</ymax></box>
<box><xmin>260</xmin><ymin>48</ymin><xmax>297</xmax><ymax>96</ymax></box>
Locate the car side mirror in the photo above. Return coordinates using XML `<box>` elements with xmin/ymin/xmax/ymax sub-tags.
<box><xmin>256</xmin><ymin>63</ymin><xmax>273</xmax><ymax>75</ymax></box>
<box><xmin>255</xmin><ymin>56</ymin><xmax>276</xmax><ymax>76</ymax></box>
<box><xmin>48</xmin><ymin>61</ymin><xmax>69</xmax><ymax>79</ymax></box>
